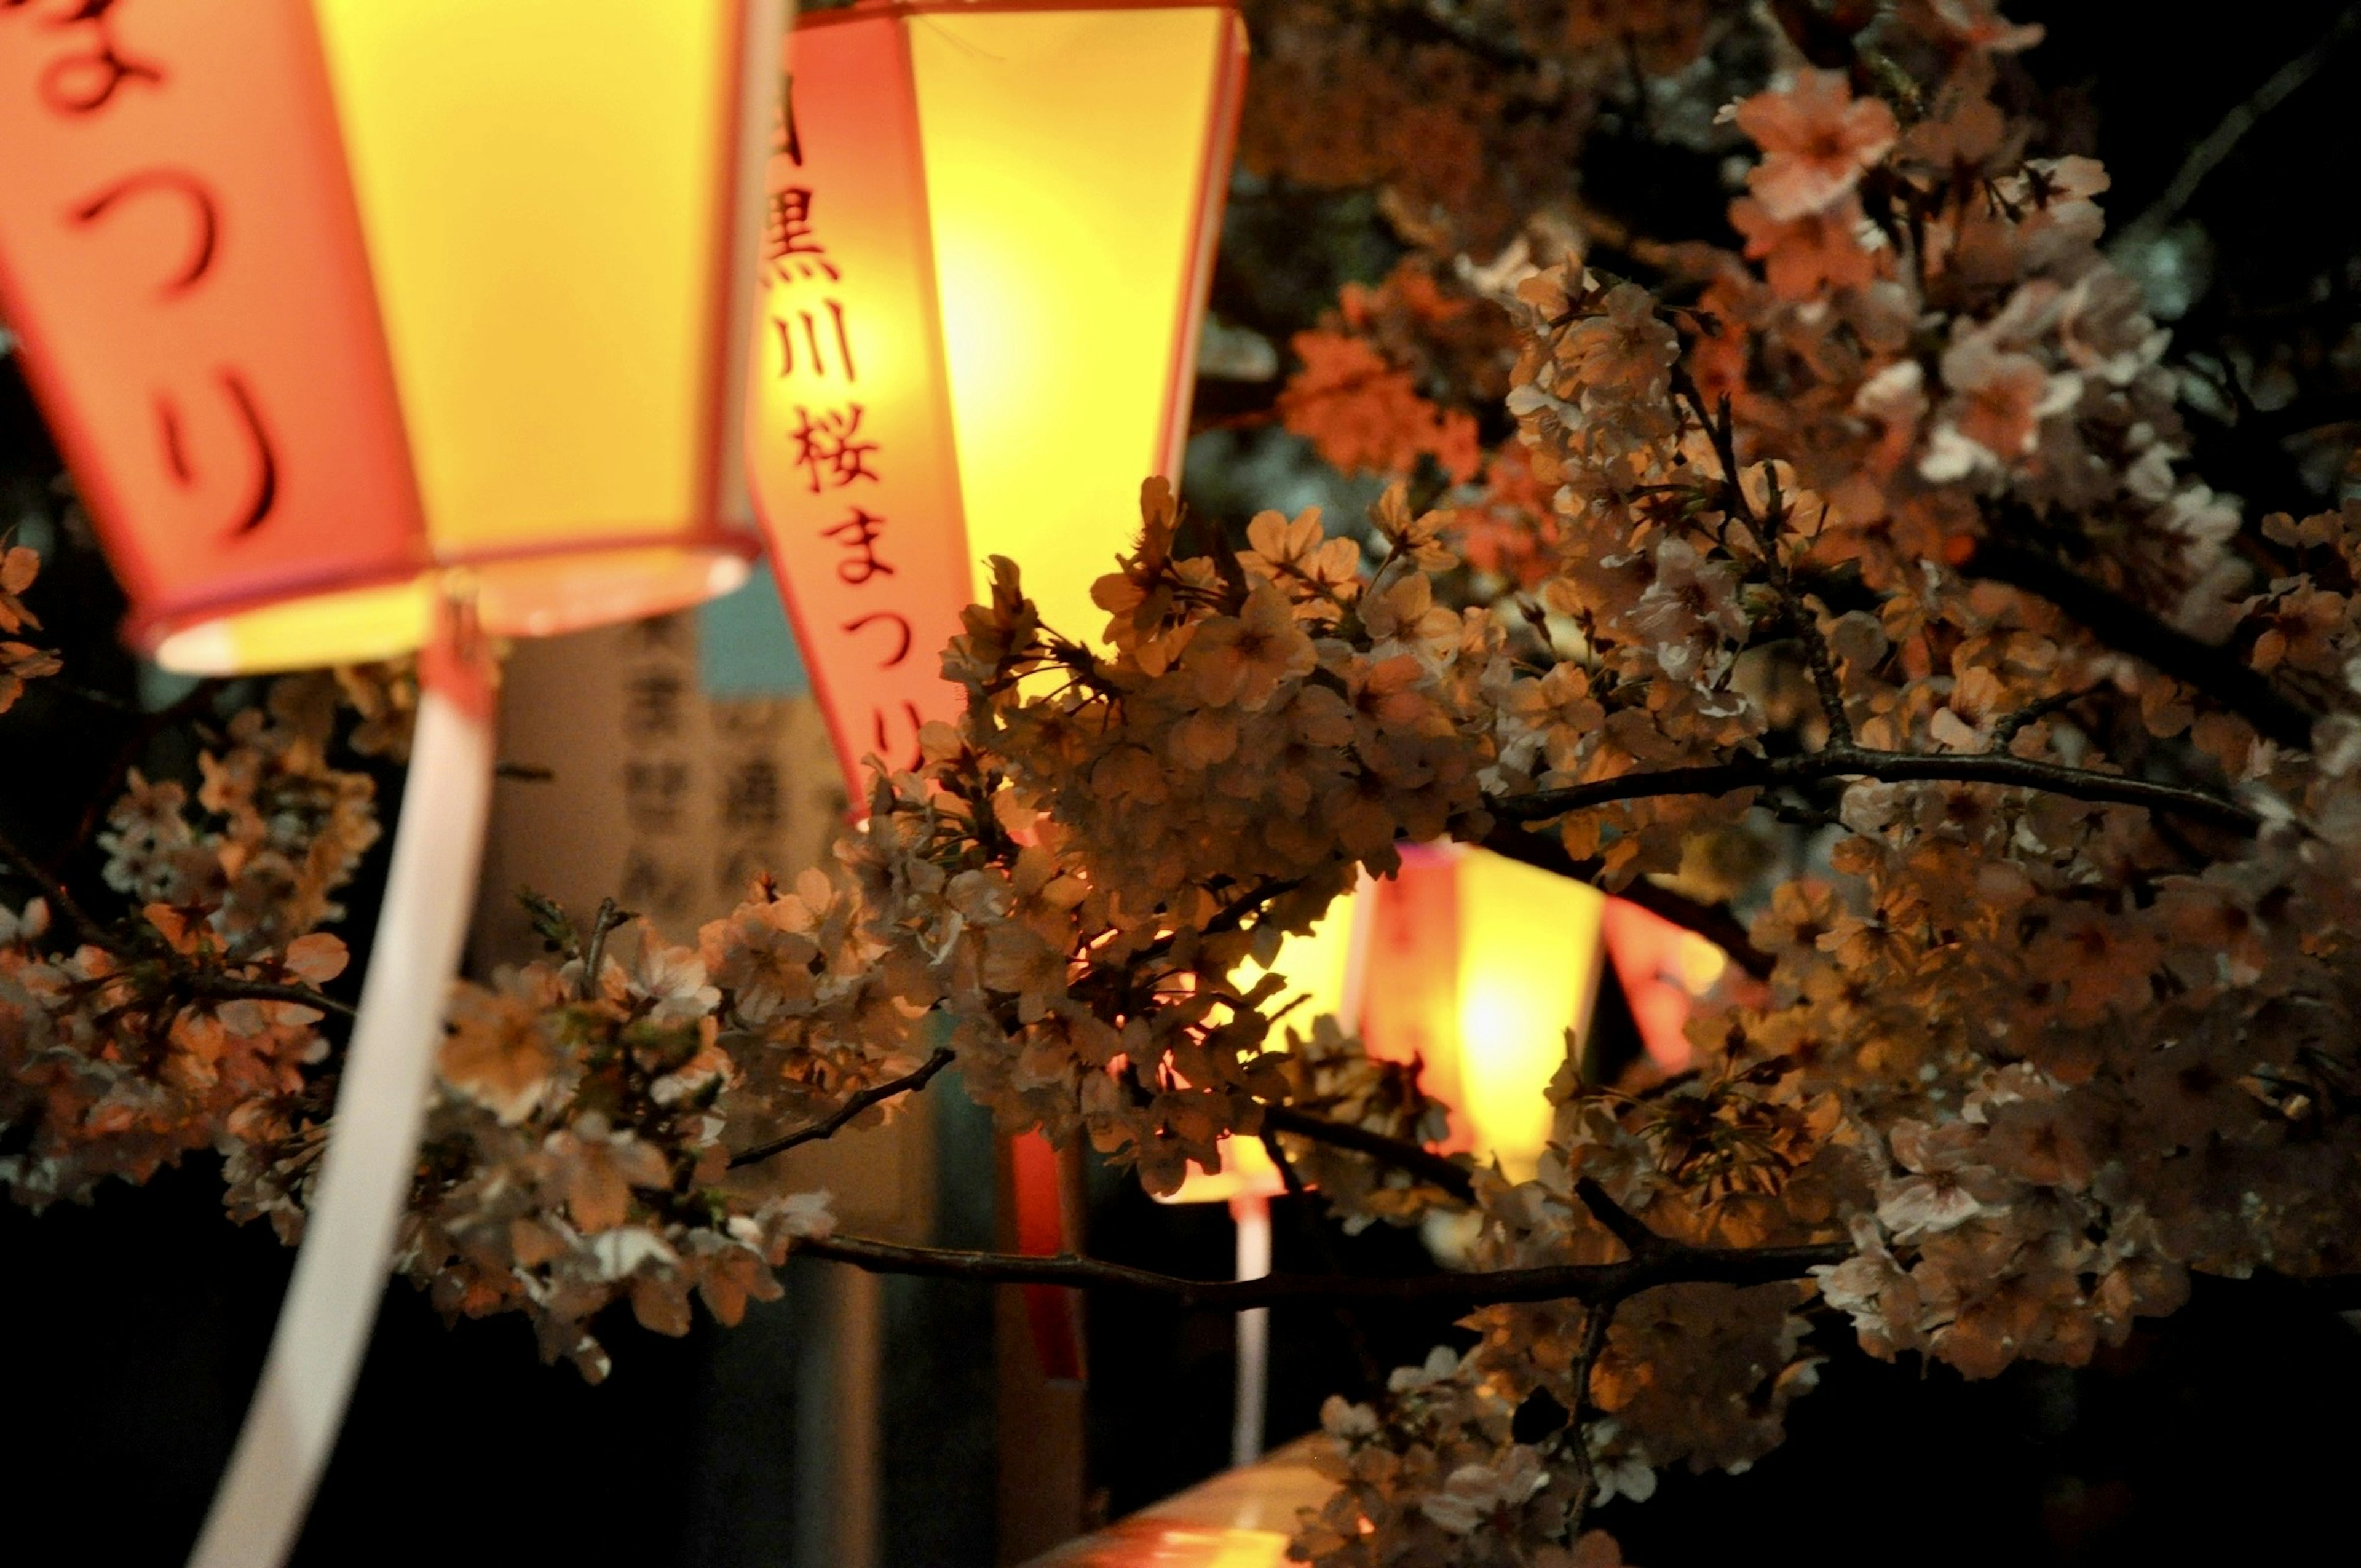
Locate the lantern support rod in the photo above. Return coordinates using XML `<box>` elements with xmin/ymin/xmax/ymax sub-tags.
<box><xmin>1228</xmin><ymin>1192</ymin><xmax>1272</xmax><ymax>1467</ymax></box>
<box><xmin>188</xmin><ymin>608</ymin><xmax>496</xmax><ymax>1568</ymax></box>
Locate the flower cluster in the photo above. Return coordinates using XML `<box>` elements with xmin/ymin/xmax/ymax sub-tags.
<box><xmin>2</xmin><ymin>668</ymin><xmax>377</xmax><ymax>1208</ymax></box>
<box><xmin>0</xmin><ymin>542</ymin><xmax>59</xmax><ymax>713</ymax></box>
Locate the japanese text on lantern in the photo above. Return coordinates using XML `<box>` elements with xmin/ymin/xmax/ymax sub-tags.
<box><xmin>0</xmin><ymin>1</ymin><xmax>423</xmax><ymax>634</ymax></box>
<box><xmin>764</xmin><ymin>77</ymin><xmax>921</xmax><ymax>771</ymax></box>
<box><xmin>2</xmin><ymin>1</ymin><xmax>278</xmax><ymax>540</ymax></box>
<box><xmin>746</xmin><ymin>25</ymin><xmax>984</xmax><ymax>807</ymax></box>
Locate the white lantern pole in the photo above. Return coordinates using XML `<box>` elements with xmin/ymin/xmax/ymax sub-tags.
<box><xmin>189</xmin><ymin>603</ymin><xmax>495</xmax><ymax>1568</ymax></box>
<box><xmin>1228</xmin><ymin>1191</ymin><xmax>1275</xmax><ymax>1467</ymax></box>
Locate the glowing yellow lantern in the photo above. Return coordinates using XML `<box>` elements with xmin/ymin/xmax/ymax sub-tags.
<box><xmin>0</xmin><ymin>8</ymin><xmax>783</xmax><ymax>1565</ymax></box>
<box><xmin>748</xmin><ymin>0</ymin><xmax>1248</xmax><ymax>788</ymax></box>
<box><xmin>1361</xmin><ymin>845</ymin><xmax>1610</xmax><ymax>1182</ymax></box>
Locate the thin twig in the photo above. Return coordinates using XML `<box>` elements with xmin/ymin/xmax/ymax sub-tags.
<box><xmin>792</xmin><ymin>1231</ymin><xmax>1852</xmax><ymax>1310</ymax></box>
<box><xmin>1563</xmin><ymin>1293</ymin><xmax>1619</xmax><ymax>1540</ymax></box>
<box><xmin>1989</xmin><ymin>684</ymin><xmax>2105</xmax><ymax>753</ymax></box>
<box><xmin>184</xmin><ymin>975</ymin><xmax>358</xmax><ymax>1023</ymax></box>
<box><xmin>577</xmin><ymin>897</ymin><xmax>627</xmax><ymax>1001</ymax></box>
<box><xmin>1480</xmin><ymin>820</ymin><xmax>1774</xmax><ymax>980</ymax></box>
<box><xmin>1262</xmin><ymin>1103</ymin><xmax>1479</xmax><ymax>1203</ymax></box>
<box><xmin>1489</xmin><ymin>741</ymin><xmax>2259</xmax><ymax>834</ymax></box>
<box><xmin>2113</xmin><ymin>3</ymin><xmax>2361</xmax><ymax>251</ymax></box>
<box><xmin>729</xmin><ymin>1047</ymin><xmax>957</xmax><ymax>1168</ymax></box>
<box><xmin>1966</xmin><ymin>535</ymin><xmax>2319</xmax><ymax>751</ymax></box>
<box><xmin>1572</xmin><ymin>1175</ymin><xmax>1662</xmax><ymax>1261</ymax></box>
<box><xmin>0</xmin><ymin>820</ymin><xmax>114</xmax><ymax>949</ymax></box>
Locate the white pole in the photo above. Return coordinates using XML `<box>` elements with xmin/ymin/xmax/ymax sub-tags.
<box><xmin>1229</xmin><ymin>1190</ymin><xmax>1273</xmax><ymax>1468</ymax></box>
<box><xmin>189</xmin><ymin>613</ymin><xmax>495</xmax><ymax>1568</ymax></box>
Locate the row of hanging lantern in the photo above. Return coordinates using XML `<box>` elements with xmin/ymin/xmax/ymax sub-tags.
<box><xmin>0</xmin><ymin>1</ymin><xmax>1722</xmax><ymax>1562</ymax></box>
<box><xmin>0</xmin><ymin>2</ymin><xmax>1245</xmax><ymax>1562</ymax></box>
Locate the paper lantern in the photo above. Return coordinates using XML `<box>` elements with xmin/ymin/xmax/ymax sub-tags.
<box><xmin>1360</xmin><ymin>844</ymin><xmax>1610</xmax><ymax>1182</ymax></box>
<box><xmin>0</xmin><ymin>9</ymin><xmax>783</xmax><ymax>1567</ymax></box>
<box><xmin>0</xmin><ymin>0</ymin><xmax>772</xmax><ymax>676</ymax></box>
<box><xmin>1359</xmin><ymin>847</ymin><xmax>1733</xmax><ymax>1179</ymax></box>
<box><xmin>748</xmin><ymin>0</ymin><xmax>1247</xmax><ymax>791</ymax></box>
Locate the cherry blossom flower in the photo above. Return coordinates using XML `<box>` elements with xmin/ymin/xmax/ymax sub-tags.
<box><xmin>1732</xmin><ymin>71</ymin><xmax>1897</xmax><ymax>221</ymax></box>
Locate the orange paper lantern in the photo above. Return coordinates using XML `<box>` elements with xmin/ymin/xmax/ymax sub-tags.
<box><xmin>1358</xmin><ymin>845</ymin><xmax>1606</xmax><ymax>1180</ymax></box>
<box><xmin>0</xmin><ymin>0</ymin><xmax>777</xmax><ymax>676</ymax></box>
<box><xmin>0</xmin><ymin>10</ymin><xmax>788</xmax><ymax>1566</ymax></box>
<box><xmin>750</xmin><ymin>0</ymin><xmax>1247</xmax><ymax>792</ymax></box>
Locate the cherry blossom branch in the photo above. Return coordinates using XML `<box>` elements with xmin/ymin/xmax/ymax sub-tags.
<box><xmin>183</xmin><ymin>975</ymin><xmax>358</xmax><ymax>1023</ymax></box>
<box><xmin>1563</xmin><ymin>1291</ymin><xmax>1618</xmax><ymax>1538</ymax></box>
<box><xmin>0</xmin><ymin>820</ymin><xmax>115</xmax><ymax>950</ymax></box>
<box><xmin>1489</xmin><ymin>741</ymin><xmax>2260</xmax><ymax>834</ymax></box>
<box><xmin>1262</xmin><ymin>1103</ymin><xmax>1479</xmax><ymax>1203</ymax></box>
<box><xmin>1964</xmin><ymin>536</ymin><xmax>2320</xmax><ymax>751</ymax></box>
<box><xmin>791</xmin><ymin>1232</ymin><xmax>1851</xmax><ymax>1310</ymax></box>
<box><xmin>728</xmin><ymin>1047</ymin><xmax>957</xmax><ymax>1169</ymax></box>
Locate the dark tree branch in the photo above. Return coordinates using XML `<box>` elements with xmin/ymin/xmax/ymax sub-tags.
<box><xmin>729</xmin><ymin>1047</ymin><xmax>957</xmax><ymax>1169</ymax></box>
<box><xmin>793</xmin><ymin>1232</ymin><xmax>1851</xmax><ymax>1310</ymax></box>
<box><xmin>1490</xmin><ymin>741</ymin><xmax>2259</xmax><ymax>835</ymax></box>
<box><xmin>185</xmin><ymin>975</ymin><xmax>357</xmax><ymax>1023</ymax></box>
<box><xmin>2111</xmin><ymin>2</ymin><xmax>2361</xmax><ymax>251</ymax></box>
<box><xmin>1964</xmin><ymin>537</ymin><xmax>2319</xmax><ymax>751</ymax></box>
<box><xmin>1573</xmin><ymin>1175</ymin><xmax>1663</xmax><ymax>1261</ymax></box>
<box><xmin>1563</xmin><ymin>1293</ymin><xmax>1619</xmax><ymax>1539</ymax></box>
<box><xmin>797</xmin><ymin>1237</ymin><xmax>2361</xmax><ymax>1321</ymax></box>
<box><xmin>1262</xmin><ymin>1103</ymin><xmax>1479</xmax><ymax>1203</ymax></box>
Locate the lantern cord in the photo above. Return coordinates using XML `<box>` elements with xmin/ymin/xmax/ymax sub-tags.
<box><xmin>1230</xmin><ymin>1191</ymin><xmax>1273</xmax><ymax>1468</ymax></box>
<box><xmin>188</xmin><ymin>622</ymin><xmax>496</xmax><ymax>1568</ymax></box>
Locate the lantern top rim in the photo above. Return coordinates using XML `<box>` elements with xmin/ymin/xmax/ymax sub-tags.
<box><xmin>796</xmin><ymin>0</ymin><xmax>1238</xmax><ymax>33</ymax></box>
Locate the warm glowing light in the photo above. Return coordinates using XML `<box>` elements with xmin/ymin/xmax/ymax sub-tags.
<box><xmin>1164</xmin><ymin>887</ymin><xmax>1366</xmax><ymax>1205</ymax></box>
<box><xmin>1363</xmin><ymin>844</ymin><xmax>1609</xmax><ymax>1181</ymax></box>
<box><xmin>914</xmin><ymin>4</ymin><xmax>1238</xmax><ymax>635</ymax></box>
<box><xmin>751</xmin><ymin>1</ymin><xmax>1247</xmax><ymax>794</ymax></box>
<box><xmin>0</xmin><ymin>1</ymin><xmax>773</xmax><ymax>675</ymax></box>
<box><xmin>1453</xmin><ymin>849</ymin><xmax>1605</xmax><ymax>1180</ymax></box>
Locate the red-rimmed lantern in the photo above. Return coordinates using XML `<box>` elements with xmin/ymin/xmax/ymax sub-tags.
<box><xmin>0</xmin><ymin>7</ymin><xmax>784</xmax><ymax>1566</ymax></box>
<box><xmin>749</xmin><ymin>0</ymin><xmax>1248</xmax><ymax>792</ymax></box>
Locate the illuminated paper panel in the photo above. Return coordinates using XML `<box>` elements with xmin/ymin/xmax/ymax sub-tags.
<box><xmin>910</xmin><ymin>3</ymin><xmax>1244</xmax><ymax>636</ymax></box>
<box><xmin>1363</xmin><ymin>844</ymin><xmax>1606</xmax><ymax>1181</ymax></box>
<box><xmin>1453</xmin><ymin>847</ymin><xmax>1604</xmax><ymax>1180</ymax></box>
<box><xmin>0</xmin><ymin>0</ymin><xmax>427</xmax><ymax>670</ymax></box>
<box><xmin>1165</xmin><ymin>885</ymin><xmax>1367</xmax><ymax>1205</ymax></box>
<box><xmin>313</xmin><ymin>0</ymin><xmax>761</xmax><ymax>647</ymax></box>
<box><xmin>757</xmin><ymin>2</ymin><xmax>1247</xmax><ymax>800</ymax></box>
<box><xmin>747</xmin><ymin>14</ymin><xmax>977</xmax><ymax>786</ymax></box>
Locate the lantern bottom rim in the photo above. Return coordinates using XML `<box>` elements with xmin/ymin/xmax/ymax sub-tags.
<box><xmin>133</xmin><ymin>531</ymin><xmax>761</xmax><ymax>675</ymax></box>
